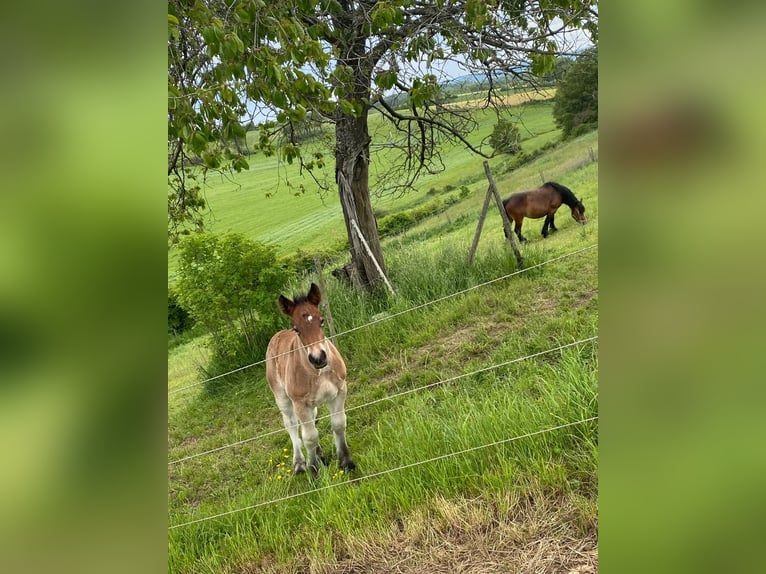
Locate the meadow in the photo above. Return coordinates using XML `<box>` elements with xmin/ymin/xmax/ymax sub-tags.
<box><xmin>168</xmin><ymin>97</ymin><xmax>563</xmax><ymax>281</ymax></box>
<box><xmin>168</xmin><ymin>98</ymin><xmax>598</xmax><ymax>573</ymax></box>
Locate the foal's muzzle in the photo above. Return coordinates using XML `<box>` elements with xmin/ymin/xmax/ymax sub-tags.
<box><xmin>309</xmin><ymin>350</ymin><xmax>327</xmax><ymax>369</ymax></box>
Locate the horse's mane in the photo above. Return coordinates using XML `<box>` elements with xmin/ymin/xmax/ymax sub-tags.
<box><xmin>545</xmin><ymin>182</ymin><xmax>580</xmax><ymax>207</ymax></box>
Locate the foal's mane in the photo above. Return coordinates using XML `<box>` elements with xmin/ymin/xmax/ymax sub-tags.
<box><xmin>545</xmin><ymin>182</ymin><xmax>580</xmax><ymax>207</ymax></box>
<box><xmin>292</xmin><ymin>294</ymin><xmax>311</xmax><ymax>306</ymax></box>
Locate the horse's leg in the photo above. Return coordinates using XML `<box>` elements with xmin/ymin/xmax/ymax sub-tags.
<box><xmin>294</xmin><ymin>403</ymin><xmax>321</xmax><ymax>475</ymax></box>
<box><xmin>313</xmin><ymin>407</ymin><xmax>329</xmax><ymax>466</ymax></box>
<box><xmin>329</xmin><ymin>391</ymin><xmax>356</xmax><ymax>472</ymax></box>
<box><xmin>549</xmin><ymin>212</ymin><xmax>558</xmax><ymax>233</ymax></box>
<box><xmin>514</xmin><ymin>217</ymin><xmax>527</xmax><ymax>243</ymax></box>
<box><xmin>541</xmin><ymin>215</ymin><xmax>550</xmax><ymax>238</ymax></box>
<box><xmin>275</xmin><ymin>393</ymin><xmax>307</xmax><ymax>474</ymax></box>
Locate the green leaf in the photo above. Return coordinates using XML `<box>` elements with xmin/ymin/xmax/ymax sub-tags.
<box><xmin>530</xmin><ymin>53</ymin><xmax>555</xmax><ymax>76</ymax></box>
<box><xmin>339</xmin><ymin>100</ymin><xmax>356</xmax><ymax>116</ymax></box>
<box><xmin>375</xmin><ymin>70</ymin><xmax>398</xmax><ymax>91</ymax></box>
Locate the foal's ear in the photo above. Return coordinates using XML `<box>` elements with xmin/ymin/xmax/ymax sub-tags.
<box><xmin>307</xmin><ymin>282</ymin><xmax>322</xmax><ymax>305</ymax></box>
<box><xmin>278</xmin><ymin>294</ymin><xmax>294</xmax><ymax>316</ymax></box>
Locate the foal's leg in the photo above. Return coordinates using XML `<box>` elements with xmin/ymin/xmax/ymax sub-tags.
<box><xmin>294</xmin><ymin>403</ymin><xmax>322</xmax><ymax>475</ymax></box>
<box><xmin>313</xmin><ymin>407</ymin><xmax>329</xmax><ymax>466</ymax></box>
<box><xmin>275</xmin><ymin>393</ymin><xmax>307</xmax><ymax>474</ymax></box>
<box><xmin>329</xmin><ymin>392</ymin><xmax>356</xmax><ymax>472</ymax></box>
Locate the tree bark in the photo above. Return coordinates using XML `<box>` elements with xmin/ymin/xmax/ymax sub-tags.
<box><xmin>334</xmin><ymin>72</ymin><xmax>387</xmax><ymax>289</ymax></box>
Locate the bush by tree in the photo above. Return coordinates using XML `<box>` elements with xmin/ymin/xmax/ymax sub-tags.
<box><xmin>489</xmin><ymin>119</ymin><xmax>522</xmax><ymax>155</ymax></box>
<box><xmin>553</xmin><ymin>46</ymin><xmax>598</xmax><ymax>139</ymax></box>
<box><xmin>175</xmin><ymin>233</ymin><xmax>290</xmax><ymax>378</ymax></box>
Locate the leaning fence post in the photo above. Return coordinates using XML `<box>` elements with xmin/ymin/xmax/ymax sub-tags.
<box><xmin>350</xmin><ymin>219</ymin><xmax>395</xmax><ymax>295</ymax></box>
<box><xmin>468</xmin><ymin>185</ymin><xmax>494</xmax><ymax>265</ymax></box>
<box><xmin>483</xmin><ymin>161</ymin><xmax>524</xmax><ymax>269</ymax></box>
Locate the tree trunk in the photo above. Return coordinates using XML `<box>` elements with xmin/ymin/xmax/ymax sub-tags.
<box><xmin>335</xmin><ymin>90</ymin><xmax>387</xmax><ymax>289</ymax></box>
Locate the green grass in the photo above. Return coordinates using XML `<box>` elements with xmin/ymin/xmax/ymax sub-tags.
<box><xmin>168</xmin><ymin>100</ymin><xmax>598</xmax><ymax>572</ymax></box>
<box><xmin>168</xmin><ymin>98</ymin><xmax>565</xmax><ymax>281</ymax></box>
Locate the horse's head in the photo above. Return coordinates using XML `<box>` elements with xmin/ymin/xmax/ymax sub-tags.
<box><xmin>278</xmin><ymin>283</ymin><xmax>329</xmax><ymax>369</ymax></box>
<box><xmin>571</xmin><ymin>198</ymin><xmax>587</xmax><ymax>225</ymax></box>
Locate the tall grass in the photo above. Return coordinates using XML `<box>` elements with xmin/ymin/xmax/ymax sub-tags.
<box><xmin>168</xmin><ymin>123</ymin><xmax>598</xmax><ymax>572</ymax></box>
<box><xmin>168</xmin><ymin>226</ymin><xmax>598</xmax><ymax>572</ymax></box>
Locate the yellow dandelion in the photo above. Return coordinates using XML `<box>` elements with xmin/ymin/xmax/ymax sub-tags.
<box><xmin>277</xmin><ymin>475</ymin><xmax>283</xmax><ymax>480</ymax></box>
<box><xmin>338</xmin><ymin>470</ymin><xmax>344</xmax><ymax>475</ymax></box>
<box><xmin>282</xmin><ymin>448</ymin><xmax>288</xmax><ymax>452</ymax></box>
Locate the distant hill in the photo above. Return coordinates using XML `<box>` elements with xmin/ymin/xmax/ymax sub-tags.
<box><xmin>441</xmin><ymin>69</ymin><xmax>528</xmax><ymax>88</ymax></box>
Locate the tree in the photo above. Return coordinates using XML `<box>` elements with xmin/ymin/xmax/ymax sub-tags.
<box><xmin>553</xmin><ymin>46</ymin><xmax>598</xmax><ymax>138</ymax></box>
<box><xmin>168</xmin><ymin>0</ymin><xmax>598</xmax><ymax>288</ymax></box>
<box><xmin>489</xmin><ymin>119</ymin><xmax>522</xmax><ymax>155</ymax></box>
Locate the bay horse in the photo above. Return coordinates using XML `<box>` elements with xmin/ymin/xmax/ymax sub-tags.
<box><xmin>502</xmin><ymin>181</ymin><xmax>586</xmax><ymax>242</ymax></box>
<box><xmin>265</xmin><ymin>283</ymin><xmax>356</xmax><ymax>475</ymax></box>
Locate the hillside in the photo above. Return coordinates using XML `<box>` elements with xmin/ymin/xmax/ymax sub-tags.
<box><xmin>168</xmin><ymin>108</ymin><xmax>598</xmax><ymax>572</ymax></box>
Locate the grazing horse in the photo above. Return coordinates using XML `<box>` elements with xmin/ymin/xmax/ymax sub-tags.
<box><xmin>265</xmin><ymin>283</ymin><xmax>356</xmax><ymax>475</ymax></box>
<box><xmin>502</xmin><ymin>181</ymin><xmax>586</xmax><ymax>242</ymax></box>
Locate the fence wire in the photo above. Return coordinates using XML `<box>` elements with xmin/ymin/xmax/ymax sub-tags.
<box><xmin>169</xmin><ymin>243</ymin><xmax>597</xmax><ymax>395</ymax></box>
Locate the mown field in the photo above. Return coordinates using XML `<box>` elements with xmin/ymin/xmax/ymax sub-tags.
<box><xmin>168</xmin><ymin>99</ymin><xmax>598</xmax><ymax>573</ymax></box>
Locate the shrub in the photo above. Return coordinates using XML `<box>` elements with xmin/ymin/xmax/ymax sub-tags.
<box><xmin>489</xmin><ymin>119</ymin><xmax>522</xmax><ymax>155</ymax></box>
<box><xmin>175</xmin><ymin>233</ymin><xmax>290</xmax><ymax>380</ymax></box>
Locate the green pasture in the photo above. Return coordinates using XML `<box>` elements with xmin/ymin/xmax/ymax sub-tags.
<box><xmin>168</xmin><ymin>99</ymin><xmax>598</xmax><ymax>572</ymax></box>
<box><xmin>168</xmin><ymin>99</ymin><xmax>563</xmax><ymax>282</ymax></box>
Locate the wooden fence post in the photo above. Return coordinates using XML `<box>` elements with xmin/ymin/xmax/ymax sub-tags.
<box><xmin>483</xmin><ymin>161</ymin><xmax>524</xmax><ymax>269</ymax></box>
<box><xmin>350</xmin><ymin>219</ymin><xmax>395</xmax><ymax>295</ymax></box>
<box><xmin>467</xmin><ymin>186</ymin><xmax>493</xmax><ymax>265</ymax></box>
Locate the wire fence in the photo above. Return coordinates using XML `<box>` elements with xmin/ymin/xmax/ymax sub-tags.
<box><xmin>169</xmin><ymin>243</ymin><xmax>597</xmax><ymax>395</ymax></box>
<box><xmin>168</xmin><ymin>415</ymin><xmax>598</xmax><ymax>530</ymax></box>
<box><xmin>169</xmin><ymin>335</ymin><xmax>598</xmax><ymax>466</ymax></box>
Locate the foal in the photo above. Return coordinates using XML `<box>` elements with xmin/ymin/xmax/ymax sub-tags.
<box><xmin>265</xmin><ymin>283</ymin><xmax>356</xmax><ymax>475</ymax></box>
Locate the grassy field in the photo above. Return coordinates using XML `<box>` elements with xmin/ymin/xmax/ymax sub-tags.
<box><xmin>168</xmin><ymin>98</ymin><xmax>563</xmax><ymax>282</ymax></box>
<box><xmin>168</xmin><ymin>100</ymin><xmax>598</xmax><ymax>572</ymax></box>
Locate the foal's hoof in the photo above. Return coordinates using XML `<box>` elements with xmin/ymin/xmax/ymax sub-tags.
<box><xmin>294</xmin><ymin>462</ymin><xmax>307</xmax><ymax>475</ymax></box>
<box><xmin>341</xmin><ymin>460</ymin><xmax>357</xmax><ymax>472</ymax></box>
